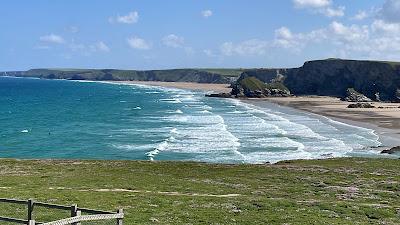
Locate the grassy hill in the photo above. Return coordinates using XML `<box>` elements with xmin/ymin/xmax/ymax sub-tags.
<box><xmin>0</xmin><ymin>158</ymin><xmax>398</xmax><ymax>224</ymax></box>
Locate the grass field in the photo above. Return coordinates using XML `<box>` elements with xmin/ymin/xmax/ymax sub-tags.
<box><xmin>0</xmin><ymin>158</ymin><xmax>399</xmax><ymax>224</ymax></box>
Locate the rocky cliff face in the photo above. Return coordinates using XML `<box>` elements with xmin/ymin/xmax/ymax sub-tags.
<box><xmin>237</xmin><ymin>59</ymin><xmax>400</xmax><ymax>102</ymax></box>
<box><xmin>286</xmin><ymin>59</ymin><xmax>400</xmax><ymax>101</ymax></box>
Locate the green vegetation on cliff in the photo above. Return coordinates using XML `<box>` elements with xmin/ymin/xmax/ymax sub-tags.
<box><xmin>0</xmin><ymin>158</ymin><xmax>398</xmax><ymax>224</ymax></box>
<box><xmin>239</xmin><ymin>77</ymin><xmax>266</xmax><ymax>91</ymax></box>
<box><xmin>1</xmin><ymin>68</ymin><xmax>244</xmax><ymax>84</ymax></box>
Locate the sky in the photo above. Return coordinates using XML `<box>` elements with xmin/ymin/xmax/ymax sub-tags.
<box><xmin>1</xmin><ymin>0</ymin><xmax>400</xmax><ymax>71</ymax></box>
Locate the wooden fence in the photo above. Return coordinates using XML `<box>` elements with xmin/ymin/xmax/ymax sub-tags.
<box><xmin>0</xmin><ymin>198</ymin><xmax>123</xmax><ymax>225</ymax></box>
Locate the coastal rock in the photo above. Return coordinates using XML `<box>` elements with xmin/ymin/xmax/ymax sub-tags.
<box><xmin>343</xmin><ymin>88</ymin><xmax>372</xmax><ymax>102</ymax></box>
<box><xmin>380</xmin><ymin>146</ymin><xmax>400</xmax><ymax>154</ymax></box>
<box><xmin>205</xmin><ymin>93</ymin><xmax>232</xmax><ymax>98</ymax></box>
<box><xmin>230</xmin><ymin>77</ymin><xmax>292</xmax><ymax>98</ymax></box>
<box><xmin>240</xmin><ymin>59</ymin><xmax>400</xmax><ymax>102</ymax></box>
<box><xmin>347</xmin><ymin>103</ymin><xmax>375</xmax><ymax>108</ymax></box>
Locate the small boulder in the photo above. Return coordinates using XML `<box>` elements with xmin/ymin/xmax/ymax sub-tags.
<box><xmin>380</xmin><ymin>146</ymin><xmax>400</xmax><ymax>154</ymax></box>
<box><xmin>347</xmin><ymin>103</ymin><xmax>375</xmax><ymax>108</ymax></box>
<box><xmin>205</xmin><ymin>93</ymin><xmax>232</xmax><ymax>98</ymax></box>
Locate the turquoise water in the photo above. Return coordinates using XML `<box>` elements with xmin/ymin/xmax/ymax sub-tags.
<box><xmin>0</xmin><ymin>77</ymin><xmax>383</xmax><ymax>163</ymax></box>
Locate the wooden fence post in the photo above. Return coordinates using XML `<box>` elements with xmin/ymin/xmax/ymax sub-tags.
<box><xmin>70</xmin><ymin>204</ymin><xmax>78</xmax><ymax>217</ymax></box>
<box><xmin>27</xmin><ymin>199</ymin><xmax>34</xmax><ymax>221</ymax></box>
<box><xmin>117</xmin><ymin>209</ymin><xmax>123</xmax><ymax>225</ymax></box>
<box><xmin>71</xmin><ymin>204</ymin><xmax>81</xmax><ymax>225</ymax></box>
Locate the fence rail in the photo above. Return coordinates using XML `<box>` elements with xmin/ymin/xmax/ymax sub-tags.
<box><xmin>0</xmin><ymin>198</ymin><xmax>123</xmax><ymax>225</ymax></box>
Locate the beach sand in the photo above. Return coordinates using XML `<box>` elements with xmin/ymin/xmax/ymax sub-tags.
<box><xmin>255</xmin><ymin>96</ymin><xmax>400</xmax><ymax>147</ymax></box>
<box><xmin>261</xmin><ymin>96</ymin><xmax>400</xmax><ymax>130</ymax></box>
<box><xmin>111</xmin><ymin>81</ymin><xmax>232</xmax><ymax>93</ymax></box>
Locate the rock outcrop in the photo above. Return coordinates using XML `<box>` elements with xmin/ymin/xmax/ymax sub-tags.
<box><xmin>230</xmin><ymin>77</ymin><xmax>291</xmax><ymax>98</ymax></box>
<box><xmin>342</xmin><ymin>88</ymin><xmax>372</xmax><ymax>102</ymax></box>
<box><xmin>238</xmin><ymin>59</ymin><xmax>400</xmax><ymax>102</ymax></box>
<box><xmin>205</xmin><ymin>93</ymin><xmax>232</xmax><ymax>98</ymax></box>
<box><xmin>380</xmin><ymin>146</ymin><xmax>400</xmax><ymax>154</ymax></box>
<box><xmin>347</xmin><ymin>103</ymin><xmax>375</xmax><ymax>108</ymax></box>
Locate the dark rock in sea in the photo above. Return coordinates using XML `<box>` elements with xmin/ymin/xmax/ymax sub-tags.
<box><xmin>380</xmin><ymin>146</ymin><xmax>400</xmax><ymax>154</ymax></box>
<box><xmin>205</xmin><ymin>93</ymin><xmax>232</xmax><ymax>98</ymax></box>
<box><xmin>347</xmin><ymin>103</ymin><xmax>375</xmax><ymax>108</ymax></box>
<box><xmin>343</xmin><ymin>88</ymin><xmax>372</xmax><ymax>102</ymax></box>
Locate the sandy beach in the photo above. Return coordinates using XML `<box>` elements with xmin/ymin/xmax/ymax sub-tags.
<box><xmin>254</xmin><ymin>96</ymin><xmax>400</xmax><ymax>148</ymax></box>
<box><xmin>111</xmin><ymin>81</ymin><xmax>232</xmax><ymax>93</ymax></box>
<box><xmin>261</xmin><ymin>96</ymin><xmax>400</xmax><ymax>130</ymax></box>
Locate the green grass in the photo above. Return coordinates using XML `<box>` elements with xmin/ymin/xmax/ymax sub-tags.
<box><xmin>197</xmin><ymin>68</ymin><xmax>245</xmax><ymax>77</ymax></box>
<box><xmin>0</xmin><ymin>158</ymin><xmax>399</xmax><ymax>224</ymax></box>
<box><xmin>265</xmin><ymin>82</ymin><xmax>290</xmax><ymax>92</ymax></box>
<box><xmin>240</xmin><ymin>77</ymin><xmax>266</xmax><ymax>91</ymax></box>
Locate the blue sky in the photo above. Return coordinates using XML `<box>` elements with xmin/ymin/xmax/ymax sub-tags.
<box><xmin>1</xmin><ymin>0</ymin><xmax>400</xmax><ymax>70</ymax></box>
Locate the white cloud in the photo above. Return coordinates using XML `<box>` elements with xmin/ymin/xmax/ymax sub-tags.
<box><xmin>324</xmin><ymin>6</ymin><xmax>345</xmax><ymax>17</ymax></box>
<box><xmin>379</xmin><ymin>0</ymin><xmax>400</xmax><ymax>23</ymax></box>
<box><xmin>67</xmin><ymin>40</ymin><xmax>110</xmax><ymax>55</ymax></box>
<box><xmin>372</xmin><ymin>19</ymin><xmax>400</xmax><ymax>33</ymax></box>
<box><xmin>161</xmin><ymin>34</ymin><xmax>194</xmax><ymax>54</ymax></box>
<box><xmin>272</xmin><ymin>19</ymin><xmax>400</xmax><ymax>60</ymax></box>
<box><xmin>91</xmin><ymin>41</ymin><xmax>110</xmax><ymax>52</ymax></box>
<box><xmin>127</xmin><ymin>36</ymin><xmax>151</xmax><ymax>50</ymax></box>
<box><xmin>352</xmin><ymin>10</ymin><xmax>368</xmax><ymax>20</ymax></box>
<box><xmin>293</xmin><ymin>0</ymin><xmax>345</xmax><ymax>17</ymax></box>
<box><xmin>109</xmin><ymin>11</ymin><xmax>139</xmax><ymax>24</ymax></box>
<box><xmin>162</xmin><ymin>34</ymin><xmax>185</xmax><ymax>48</ymax></box>
<box><xmin>201</xmin><ymin>10</ymin><xmax>213</xmax><ymax>18</ymax></box>
<box><xmin>293</xmin><ymin>0</ymin><xmax>331</xmax><ymax>8</ymax></box>
<box><xmin>39</xmin><ymin>34</ymin><xmax>65</xmax><ymax>44</ymax></box>
<box><xmin>220</xmin><ymin>39</ymin><xmax>269</xmax><ymax>56</ymax></box>
<box><xmin>273</xmin><ymin>26</ymin><xmax>326</xmax><ymax>52</ymax></box>
<box><xmin>329</xmin><ymin>21</ymin><xmax>369</xmax><ymax>43</ymax></box>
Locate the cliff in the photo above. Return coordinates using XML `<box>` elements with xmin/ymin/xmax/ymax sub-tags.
<box><xmin>236</xmin><ymin>59</ymin><xmax>400</xmax><ymax>101</ymax></box>
<box><xmin>0</xmin><ymin>68</ymin><xmax>242</xmax><ymax>84</ymax></box>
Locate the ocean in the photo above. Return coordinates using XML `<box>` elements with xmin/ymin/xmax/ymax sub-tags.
<box><xmin>0</xmin><ymin>76</ymin><xmax>383</xmax><ymax>163</ymax></box>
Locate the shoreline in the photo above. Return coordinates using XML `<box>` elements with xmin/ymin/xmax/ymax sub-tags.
<box><xmin>247</xmin><ymin>96</ymin><xmax>400</xmax><ymax>149</ymax></box>
<box><xmin>111</xmin><ymin>80</ymin><xmax>400</xmax><ymax>150</ymax></box>
<box><xmin>109</xmin><ymin>80</ymin><xmax>232</xmax><ymax>93</ymax></box>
